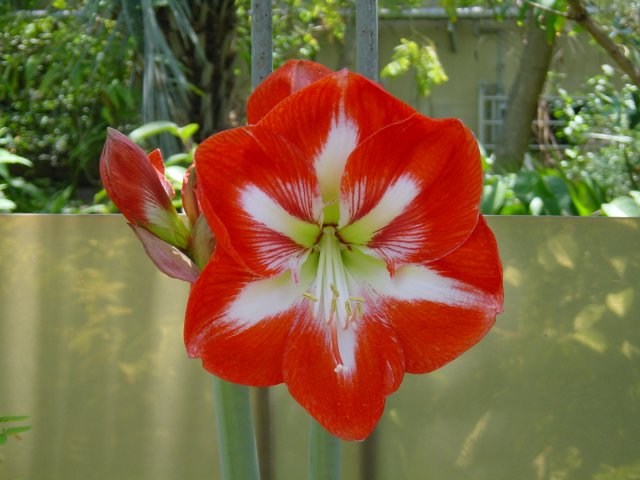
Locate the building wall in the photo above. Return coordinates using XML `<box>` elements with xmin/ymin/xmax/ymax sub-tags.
<box><xmin>319</xmin><ymin>15</ymin><xmax>611</xmax><ymax>135</ymax></box>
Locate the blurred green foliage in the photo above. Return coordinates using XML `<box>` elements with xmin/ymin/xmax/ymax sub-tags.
<box><xmin>480</xmin><ymin>64</ymin><xmax>640</xmax><ymax>218</ymax></box>
<box><xmin>0</xmin><ymin>416</ymin><xmax>31</xmax><ymax>445</ymax></box>
<box><xmin>481</xmin><ymin>164</ymin><xmax>608</xmax><ymax>216</ymax></box>
<box><xmin>555</xmin><ymin>66</ymin><xmax>640</xmax><ymax>199</ymax></box>
<box><xmin>381</xmin><ymin>38</ymin><xmax>449</xmax><ymax>96</ymax></box>
<box><xmin>0</xmin><ymin>8</ymin><xmax>139</xmax><ymax>203</ymax></box>
<box><xmin>1</xmin><ymin>1</ymin><xmax>640</xmax><ymax>217</ymax></box>
<box><xmin>234</xmin><ymin>0</ymin><xmax>351</xmax><ymax>67</ymax></box>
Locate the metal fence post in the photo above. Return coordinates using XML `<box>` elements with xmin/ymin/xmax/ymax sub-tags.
<box><xmin>356</xmin><ymin>0</ymin><xmax>379</xmax><ymax>81</ymax></box>
<box><xmin>251</xmin><ymin>5</ymin><xmax>274</xmax><ymax>480</ymax></box>
<box><xmin>251</xmin><ymin>0</ymin><xmax>273</xmax><ymax>88</ymax></box>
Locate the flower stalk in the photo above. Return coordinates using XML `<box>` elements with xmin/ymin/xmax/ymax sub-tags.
<box><xmin>212</xmin><ymin>378</ymin><xmax>261</xmax><ymax>480</ymax></box>
<box><xmin>308</xmin><ymin>420</ymin><xmax>341</xmax><ymax>480</ymax></box>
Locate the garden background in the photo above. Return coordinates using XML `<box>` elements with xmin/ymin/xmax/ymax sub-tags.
<box><xmin>1</xmin><ymin>0</ymin><xmax>640</xmax><ymax>217</ymax></box>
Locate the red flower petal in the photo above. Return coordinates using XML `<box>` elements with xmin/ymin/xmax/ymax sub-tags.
<box><xmin>195</xmin><ymin>126</ymin><xmax>321</xmax><ymax>276</ymax></box>
<box><xmin>339</xmin><ymin>114</ymin><xmax>483</xmax><ymax>270</ymax></box>
<box><xmin>185</xmin><ymin>250</ymin><xmax>301</xmax><ymax>386</ymax></box>
<box><xmin>147</xmin><ymin>148</ymin><xmax>164</xmax><ymax>174</ymax></box>
<box><xmin>258</xmin><ymin>70</ymin><xmax>416</xmax><ymax>177</ymax></box>
<box><xmin>100</xmin><ymin>128</ymin><xmax>174</xmax><ymax>226</ymax></box>
<box><xmin>384</xmin><ymin>216</ymin><xmax>503</xmax><ymax>374</ymax></box>
<box><xmin>247</xmin><ymin>60</ymin><xmax>333</xmax><ymax>124</ymax></box>
<box><xmin>147</xmin><ymin>148</ymin><xmax>175</xmax><ymax>201</ymax></box>
<box><xmin>181</xmin><ymin>164</ymin><xmax>200</xmax><ymax>226</ymax></box>
<box><xmin>283</xmin><ymin>313</ymin><xmax>405</xmax><ymax>441</ymax></box>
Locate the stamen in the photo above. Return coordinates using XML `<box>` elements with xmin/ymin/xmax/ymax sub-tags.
<box><xmin>350</xmin><ymin>307</ymin><xmax>358</xmax><ymax>325</ymax></box>
<box><xmin>327</xmin><ymin>305</ymin><xmax>335</xmax><ymax>325</ymax></box>
<box><xmin>307</xmin><ymin>226</ymin><xmax>371</xmax><ymax>372</ymax></box>
<box><xmin>342</xmin><ymin>301</ymin><xmax>352</xmax><ymax>330</ymax></box>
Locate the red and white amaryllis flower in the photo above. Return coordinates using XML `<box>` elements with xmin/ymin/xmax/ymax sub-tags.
<box><xmin>186</xmin><ymin>62</ymin><xmax>503</xmax><ymax>441</ymax></box>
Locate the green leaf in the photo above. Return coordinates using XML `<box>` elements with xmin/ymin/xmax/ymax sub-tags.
<box><xmin>0</xmin><ymin>416</ymin><xmax>29</xmax><ymax>423</ymax></box>
<box><xmin>602</xmin><ymin>195</ymin><xmax>640</xmax><ymax>217</ymax></box>
<box><xmin>2</xmin><ymin>426</ymin><xmax>32</xmax><ymax>436</ymax></box>
<box><xmin>381</xmin><ymin>38</ymin><xmax>448</xmax><ymax>97</ymax></box>
<box><xmin>567</xmin><ymin>178</ymin><xmax>605</xmax><ymax>216</ymax></box>
<box><xmin>46</xmin><ymin>186</ymin><xmax>73</xmax><ymax>213</ymax></box>
<box><xmin>129</xmin><ymin>121</ymin><xmax>181</xmax><ymax>143</ymax></box>
<box><xmin>0</xmin><ymin>198</ymin><xmax>17</xmax><ymax>212</ymax></box>
<box><xmin>543</xmin><ymin>174</ymin><xmax>575</xmax><ymax>215</ymax></box>
<box><xmin>166</xmin><ymin>153</ymin><xmax>191</xmax><ymax>166</ymax></box>
<box><xmin>0</xmin><ymin>149</ymin><xmax>32</xmax><ymax>167</ymax></box>
<box><xmin>178</xmin><ymin>123</ymin><xmax>199</xmax><ymax>142</ymax></box>
<box><xmin>165</xmin><ymin>166</ymin><xmax>187</xmax><ymax>189</ymax></box>
<box><xmin>481</xmin><ymin>179</ymin><xmax>508</xmax><ymax>214</ymax></box>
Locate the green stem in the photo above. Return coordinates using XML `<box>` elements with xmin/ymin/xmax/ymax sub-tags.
<box><xmin>212</xmin><ymin>378</ymin><xmax>261</xmax><ymax>480</ymax></box>
<box><xmin>308</xmin><ymin>419</ymin><xmax>342</xmax><ymax>480</ymax></box>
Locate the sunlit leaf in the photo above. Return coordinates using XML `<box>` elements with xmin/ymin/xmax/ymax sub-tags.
<box><xmin>166</xmin><ymin>153</ymin><xmax>191</xmax><ymax>166</ymax></box>
<box><xmin>165</xmin><ymin>165</ymin><xmax>187</xmax><ymax>189</ymax></box>
<box><xmin>178</xmin><ymin>123</ymin><xmax>199</xmax><ymax>142</ymax></box>
<box><xmin>602</xmin><ymin>194</ymin><xmax>640</xmax><ymax>217</ymax></box>
<box><xmin>381</xmin><ymin>38</ymin><xmax>448</xmax><ymax>97</ymax></box>
<box><xmin>481</xmin><ymin>180</ymin><xmax>508</xmax><ymax>214</ymax></box>
<box><xmin>0</xmin><ymin>149</ymin><xmax>32</xmax><ymax>167</ymax></box>
<box><xmin>129</xmin><ymin>122</ymin><xmax>181</xmax><ymax>143</ymax></box>
<box><xmin>0</xmin><ymin>198</ymin><xmax>17</xmax><ymax>212</ymax></box>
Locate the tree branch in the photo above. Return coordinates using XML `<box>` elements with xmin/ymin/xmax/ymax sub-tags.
<box><xmin>567</xmin><ymin>0</ymin><xmax>640</xmax><ymax>88</ymax></box>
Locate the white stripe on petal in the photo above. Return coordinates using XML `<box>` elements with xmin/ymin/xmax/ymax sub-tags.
<box><xmin>314</xmin><ymin>111</ymin><xmax>359</xmax><ymax>207</ymax></box>
<box><xmin>336</xmin><ymin>325</ymin><xmax>357</xmax><ymax>371</ymax></box>
<box><xmin>376</xmin><ymin>264</ymin><xmax>482</xmax><ymax>306</ymax></box>
<box><xmin>343</xmin><ymin>248</ymin><xmax>486</xmax><ymax>308</ymax></box>
<box><xmin>226</xmin><ymin>270</ymin><xmax>307</xmax><ymax>327</ymax></box>
<box><xmin>339</xmin><ymin>175</ymin><xmax>420</xmax><ymax>242</ymax></box>
<box><xmin>241</xmin><ymin>185</ymin><xmax>320</xmax><ymax>247</ymax></box>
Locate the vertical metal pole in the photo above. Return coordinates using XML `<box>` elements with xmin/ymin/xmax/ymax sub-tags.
<box><xmin>355</xmin><ymin>0</ymin><xmax>379</xmax><ymax>477</ymax></box>
<box><xmin>250</xmin><ymin>4</ymin><xmax>273</xmax><ymax>479</ymax></box>
<box><xmin>355</xmin><ymin>0</ymin><xmax>378</xmax><ymax>81</ymax></box>
<box><xmin>251</xmin><ymin>0</ymin><xmax>273</xmax><ymax>88</ymax></box>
